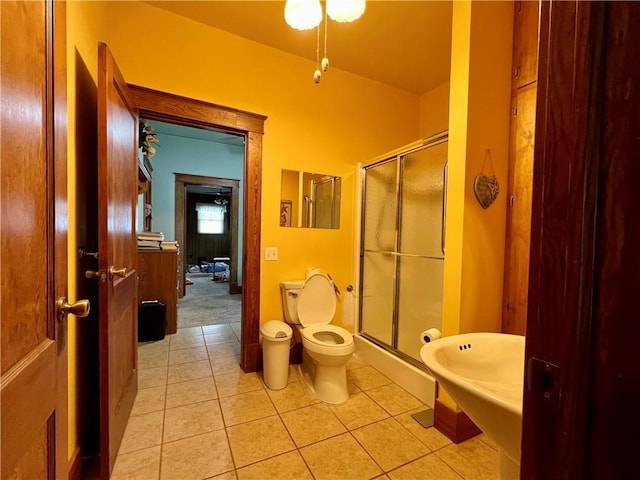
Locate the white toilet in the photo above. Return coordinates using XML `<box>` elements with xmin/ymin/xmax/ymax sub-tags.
<box><xmin>280</xmin><ymin>273</ymin><xmax>354</xmax><ymax>404</ymax></box>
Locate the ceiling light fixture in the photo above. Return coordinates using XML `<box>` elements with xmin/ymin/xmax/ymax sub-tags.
<box><xmin>326</xmin><ymin>0</ymin><xmax>366</xmax><ymax>23</ymax></box>
<box><xmin>284</xmin><ymin>0</ymin><xmax>322</xmax><ymax>31</ymax></box>
<box><xmin>284</xmin><ymin>0</ymin><xmax>366</xmax><ymax>84</ymax></box>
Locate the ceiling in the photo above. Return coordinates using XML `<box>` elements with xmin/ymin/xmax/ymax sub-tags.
<box><xmin>150</xmin><ymin>120</ymin><xmax>245</xmax><ymax>146</ymax></box>
<box><xmin>145</xmin><ymin>1</ymin><xmax>453</xmax><ymax>95</ymax></box>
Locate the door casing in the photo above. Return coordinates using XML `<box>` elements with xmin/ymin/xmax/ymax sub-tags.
<box><xmin>128</xmin><ymin>85</ymin><xmax>266</xmax><ymax>372</ymax></box>
<box><xmin>175</xmin><ymin>173</ymin><xmax>241</xmax><ymax>296</ymax></box>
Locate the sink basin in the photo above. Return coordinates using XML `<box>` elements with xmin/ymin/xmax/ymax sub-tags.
<box><xmin>420</xmin><ymin>333</ymin><xmax>525</xmax><ymax>479</ymax></box>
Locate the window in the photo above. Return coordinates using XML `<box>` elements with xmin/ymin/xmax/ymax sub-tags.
<box><xmin>196</xmin><ymin>203</ymin><xmax>226</xmax><ymax>234</ymax></box>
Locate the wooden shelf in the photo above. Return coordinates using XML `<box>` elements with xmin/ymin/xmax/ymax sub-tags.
<box><xmin>137</xmin><ymin>155</ymin><xmax>153</xmax><ymax>193</ymax></box>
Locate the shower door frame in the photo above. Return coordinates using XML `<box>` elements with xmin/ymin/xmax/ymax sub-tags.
<box><xmin>357</xmin><ymin>132</ymin><xmax>448</xmax><ymax>370</ymax></box>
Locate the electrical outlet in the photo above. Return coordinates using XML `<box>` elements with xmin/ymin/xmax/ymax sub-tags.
<box><xmin>265</xmin><ymin>247</ymin><xmax>278</xmax><ymax>261</ymax></box>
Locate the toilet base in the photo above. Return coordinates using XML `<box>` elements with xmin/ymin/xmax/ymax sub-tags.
<box><xmin>300</xmin><ymin>350</ymin><xmax>350</xmax><ymax>405</ymax></box>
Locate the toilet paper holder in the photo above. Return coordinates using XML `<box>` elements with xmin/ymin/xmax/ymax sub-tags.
<box><xmin>420</xmin><ymin>328</ymin><xmax>442</xmax><ymax>344</ymax></box>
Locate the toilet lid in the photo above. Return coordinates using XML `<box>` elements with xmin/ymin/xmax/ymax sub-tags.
<box><xmin>296</xmin><ymin>273</ymin><xmax>336</xmax><ymax>327</ymax></box>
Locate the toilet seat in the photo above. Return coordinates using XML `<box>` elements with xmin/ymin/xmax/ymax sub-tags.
<box><xmin>296</xmin><ymin>273</ymin><xmax>353</xmax><ymax>354</ymax></box>
<box><xmin>296</xmin><ymin>273</ymin><xmax>336</xmax><ymax>327</ymax></box>
<box><xmin>302</xmin><ymin>324</ymin><xmax>354</xmax><ymax>346</ymax></box>
<box><xmin>301</xmin><ymin>324</ymin><xmax>354</xmax><ymax>356</ymax></box>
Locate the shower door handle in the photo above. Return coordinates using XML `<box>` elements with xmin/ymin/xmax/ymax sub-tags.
<box><xmin>441</xmin><ymin>162</ymin><xmax>448</xmax><ymax>255</ymax></box>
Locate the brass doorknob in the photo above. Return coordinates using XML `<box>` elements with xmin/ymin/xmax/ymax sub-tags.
<box><xmin>56</xmin><ymin>297</ymin><xmax>90</xmax><ymax>322</ymax></box>
<box><xmin>109</xmin><ymin>266</ymin><xmax>127</xmax><ymax>279</ymax></box>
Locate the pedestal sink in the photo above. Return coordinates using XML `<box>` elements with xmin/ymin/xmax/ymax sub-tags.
<box><xmin>419</xmin><ymin>333</ymin><xmax>525</xmax><ymax>479</ymax></box>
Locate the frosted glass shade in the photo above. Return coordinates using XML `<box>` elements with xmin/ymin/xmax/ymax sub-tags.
<box><xmin>284</xmin><ymin>0</ymin><xmax>322</xmax><ymax>30</ymax></box>
<box><xmin>326</xmin><ymin>0</ymin><xmax>366</xmax><ymax>23</ymax></box>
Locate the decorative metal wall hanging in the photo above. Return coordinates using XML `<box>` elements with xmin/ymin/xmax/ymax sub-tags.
<box><xmin>473</xmin><ymin>149</ymin><xmax>500</xmax><ymax>209</ymax></box>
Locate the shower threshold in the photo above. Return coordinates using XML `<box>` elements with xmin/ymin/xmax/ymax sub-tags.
<box><xmin>354</xmin><ymin>334</ymin><xmax>436</xmax><ymax>407</ymax></box>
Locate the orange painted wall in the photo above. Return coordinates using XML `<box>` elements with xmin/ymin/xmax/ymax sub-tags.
<box><xmin>440</xmin><ymin>0</ymin><xmax>514</xmax><ymax>408</ymax></box>
<box><xmin>419</xmin><ymin>81</ymin><xmax>451</xmax><ymax>139</ymax></box>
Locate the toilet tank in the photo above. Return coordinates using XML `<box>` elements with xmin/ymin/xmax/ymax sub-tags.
<box><xmin>280</xmin><ymin>280</ymin><xmax>304</xmax><ymax>324</ymax></box>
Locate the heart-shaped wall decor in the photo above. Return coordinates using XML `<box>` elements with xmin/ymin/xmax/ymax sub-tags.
<box><xmin>474</xmin><ymin>174</ymin><xmax>500</xmax><ymax>209</ymax></box>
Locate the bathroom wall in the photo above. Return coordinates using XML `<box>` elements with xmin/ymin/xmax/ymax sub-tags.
<box><xmin>419</xmin><ymin>81</ymin><xmax>451</xmax><ymax>139</ymax></box>
<box><xmin>441</xmin><ymin>0</ymin><xmax>514</xmax><ymax>406</ymax></box>
<box><xmin>66</xmin><ymin>0</ymin><xmax>420</xmax><ymax>456</ymax></box>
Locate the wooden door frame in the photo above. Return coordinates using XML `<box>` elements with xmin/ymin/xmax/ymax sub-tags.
<box><xmin>53</xmin><ymin>2</ymin><xmax>69</xmax><ymax>476</ymax></box>
<box><xmin>175</xmin><ymin>173</ymin><xmax>240</xmax><ymax>295</ymax></box>
<box><xmin>128</xmin><ymin>85</ymin><xmax>266</xmax><ymax>372</ymax></box>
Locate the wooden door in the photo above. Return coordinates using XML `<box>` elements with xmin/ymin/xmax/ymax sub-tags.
<box><xmin>0</xmin><ymin>1</ymin><xmax>69</xmax><ymax>478</ymax></box>
<box><xmin>522</xmin><ymin>0</ymin><xmax>640</xmax><ymax>477</ymax></box>
<box><xmin>97</xmin><ymin>42</ymin><xmax>139</xmax><ymax>477</ymax></box>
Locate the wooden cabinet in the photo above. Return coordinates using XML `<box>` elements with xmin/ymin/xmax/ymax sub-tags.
<box><xmin>503</xmin><ymin>84</ymin><xmax>537</xmax><ymax>335</ymax></box>
<box><xmin>512</xmin><ymin>0</ymin><xmax>540</xmax><ymax>89</ymax></box>
<box><xmin>138</xmin><ymin>249</ymin><xmax>178</xmax><ymax>334</ymax></box>
<box><xmin>503</xmin><ymin>1</ymin><xmax>540</xmax><ymax>335</ymax></box>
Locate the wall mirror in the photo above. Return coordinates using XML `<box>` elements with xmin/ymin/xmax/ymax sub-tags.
<box><xmin>280</xmin><ymin>169</ymin><xmax>341</xmax><ymax>229</ymax></box>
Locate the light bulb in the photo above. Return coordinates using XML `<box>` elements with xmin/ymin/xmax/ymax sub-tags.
<box><xmin>313</xmin><ymin>69</ymin><xmax>322</xmax><ymax>84</ymax></box>
<box><xmin>326</xmin><ymin>0</ymin><xmax>366</xmax><ymax>23</ymax></box>
<box><xmin>284</xmin><ymin>0</ymin><xmax>322</xmax><ymax>30</ymax></box>
<box><xmin>321</xmin><ymin>57</ymin><xmax>329</xmax><ymax>72</ymax></box>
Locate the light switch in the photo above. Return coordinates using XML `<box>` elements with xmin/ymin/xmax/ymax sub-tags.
<box><xmin>265</xmin><ymin>247</ymin><xmax>278</xmax><ymax>261</ymax></box>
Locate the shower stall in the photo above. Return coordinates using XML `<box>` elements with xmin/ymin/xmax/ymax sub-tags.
<box><xmin>358</xmin><ymin>133</ymin><xmax>448</xmax><ymax>377</ymax></box>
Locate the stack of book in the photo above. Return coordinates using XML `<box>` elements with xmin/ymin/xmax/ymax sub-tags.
<box><xmin>137</xmin><ymin>231</ymin><xmax>163</xmax><ymax>249</ymax></box>
<box><xmin>160</xmin><ymin>241</ymin><xmax>179</xmax><ymax>251</ymax></box>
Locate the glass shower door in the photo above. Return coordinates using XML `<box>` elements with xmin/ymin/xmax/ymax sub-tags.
<box><xmin>360</xmin><ymin>159</ymin><xmax>398</xmax><ymax>347</ymax></box>
<box><xmin>396</xmin><ymin>142</ymin><xmax>447</xmax><ymax>361</ymax></box>
<box><xmin>359</xmin><ymin>135</ymin><xmax>448</xmax><ymax>367</ymax></box>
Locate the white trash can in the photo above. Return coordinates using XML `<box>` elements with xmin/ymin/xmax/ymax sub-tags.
<box><xmin>260</xmin><ymin>320</ymin><xmax>293</xmax><ymax>390</ymax></box>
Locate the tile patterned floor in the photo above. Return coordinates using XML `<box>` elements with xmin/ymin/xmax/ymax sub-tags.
<box><xmin>113</xmin><ymin>324</ymin><xmax>500</xmax><ymax>479</ymax></box>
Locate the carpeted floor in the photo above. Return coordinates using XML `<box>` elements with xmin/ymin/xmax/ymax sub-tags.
<box><xmin>178</xmin><ymin>273</ymin><xmax>241</xmax><ymax>328</ymax></box>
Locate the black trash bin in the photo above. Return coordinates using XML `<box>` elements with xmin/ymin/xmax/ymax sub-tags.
<box><xmin>138</xmin><ymin>300</ymin><xmax>167</xmax><ymax>342</ymax></box>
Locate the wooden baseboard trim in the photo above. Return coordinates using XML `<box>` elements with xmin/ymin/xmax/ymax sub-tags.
<box><xmin>68</xmin><ymin>447</ymin><xmax>81</xmax><ymax>480</ymax></box>
<box><xmin>290</xmin><ymin>341</ymin><xmax>302</xmax><ymax>365</ymax></box>
<box><xmin>434</xmin><ymin>399</ymin><xmax>482</xmax><ymax>443</ymax></box>
<box><xmin>242</xmin><ymin>342</ymin><xmax>260</xmax><ymax>372</ymax></box>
